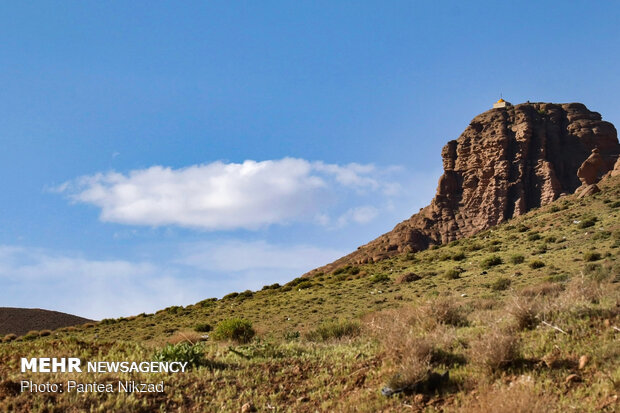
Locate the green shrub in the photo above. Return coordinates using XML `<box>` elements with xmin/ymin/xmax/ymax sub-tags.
<box><xmin>395</xmin><ymin>272</ymin><xmax>422</xmax><ymax>284</ymax></box>
<box><xmin>333</xmin><ymin>266</ymin><xmax>351</xmax><ymax>275</ymax></box>
<box><xmin>22</xmin><ymin>331</ymin><xmax>40</xmax><ymax>341</ymax></box>
<box><xmin>197</xmin><ymin>298</ymin><xmax>218</xmax><ymax>307</ymax></box>
<box><xmin>154</xmin><ymin>342</ymin><xmax>205</xmax><ymax>369</ymax></box>
<box><xmin>166</xmin><ymin>306</ymin><xmax>184</xmax><ymax>314</ymax></box>
<box><xmin>529</xmin><ymin>260</ymin><xmax>545</xmax><ymax>269</ymax></box>
<box><xmin>481</xmin><ymin>255</ymin><xmax>503</xmax><ymax>269</ymax></box>
<box><xmin>578</xmin><ymin>217</ymin><xmax>597</xmax><ymax>228</ymax></box>
<box><xmin>527</xmin><ymin>232</ymin><xmax>541</xmax><ymax>241</ymax></box>
<box><xmin>295</xmin><ymin>280</ymin><xmax>313</xmax><ymax>290</ymax></box>
<box><xmin>491</xmin><ymin>277</ymin><xmax>511</xmax><ymax>291</ymax></box>
<box><xmin>610</xmin><ymin>201</ymin><xmax>620</xmax><ymax>208</ymax></box>
<box><xmin>444</xmin><ymin>268</ymin><xmax>461</xmax><ymax>279</ymax></box>
<box><xmin>452</xmin><ymin>251</ymin><xmax>466</xmax><ymax>261</ymax></box>
<box><xmin>283</xmin><ymin>330</ymin><xmax>300</xmax><ymax>341</ymax></box>
<box><xmin>592</xmin><ymin>231</ymin><xmax>611</xmax><ymax>240</ymax></box>
<box><xmin>212</xmin><ymin>318</ymin><xmax>256</xmax><ymax>343</ymax></box>
<box><xmin>261</xmin><ymin>283</ymin><xmax>281</xmax><ymax>290</ymax></box>
<box><xmin>509</xmin><ymin>254</ymin><xmax>525</xmax><ymax>264</ymax></box>
<box><xmin>583</xmin><ymin>263</ymin><xmax>612</xmax><ymax>282</ymax></box>
<box><xmin>237</xmin><ymin>290</ymin><xmax>253</xmax><ymax>299</ymax></box>
<box><xmin>545</xmin><ymin>274</ymin><xmax>569</xmax><ymax>283</ymax></box>
<box><xmin>533</xmin><ymin>244</ymin><xmax>548</xmax><ymax>255</ymax></box>
<box><xmin>305</xmin><ymin>320</ymin><xmax>361</xmax><ymax>342</ymax></box>
<box><xmin>370</xmin><ymin>273</ymin><xmax>390</xmax><ymax>283</ymax></box>
<box><xmin>194</xmin><ymin>323</ymin><xmax>212</xmax><ymax>333</ymax></box>
<box><xmin>286</xmin><ymin>277</ymin><xmax>306</xmax><ymax>286</ymax></box>
<box><xmin>544</xmin><ymin>236</ymin><xmax>556</xmax><ymax>243</ymax></box>
<box><xmin>222</xmin><ymin>292</ymin><xmax>239</xmax><ymax>300</ymax></box>
<box><xmin>465</xmin><ymin>242</ymin><xmax>483</xmax><ymax>251</ymax></box>
<box><xmin>583</xmin><ymin>251</ymin><xmax>601</xmax><ymax>262</ymax></box>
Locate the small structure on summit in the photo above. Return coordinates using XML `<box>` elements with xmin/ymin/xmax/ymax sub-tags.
<box><xmin>493</xmin><ymin>98</ymin><xmax>512</xmax><ymax>109</ymax></box>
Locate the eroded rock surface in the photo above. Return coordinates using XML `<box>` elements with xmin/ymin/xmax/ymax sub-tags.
<box><xmin>306</xmin><ymin>102</ymin><xmax>619</xmax><ymax>276</ymax></box>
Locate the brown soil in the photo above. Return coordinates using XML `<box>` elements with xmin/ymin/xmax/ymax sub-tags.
<box><xmin>0</xmin><ymin>307</ymin><xmax>93</xmax><ymax>336</ymax></box>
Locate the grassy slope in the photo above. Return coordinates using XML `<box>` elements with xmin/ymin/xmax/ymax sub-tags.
<box><xmin>1</xmin><ymin>177</ymin><xmax>619</xmax><ymax>412</ymax></box>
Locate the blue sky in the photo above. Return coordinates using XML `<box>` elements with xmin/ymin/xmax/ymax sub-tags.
<box><xmin>1</xmin><ymin>2</ymin><xmax>619</xmax><ymax>319</ymax></box>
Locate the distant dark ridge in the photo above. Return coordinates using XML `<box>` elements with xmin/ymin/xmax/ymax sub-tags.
<box><xmin>0</xmin><ymin>307</ymin><xmax>93</xmax><ymax>336</ymax></box>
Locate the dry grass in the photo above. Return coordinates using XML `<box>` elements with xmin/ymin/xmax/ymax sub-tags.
<box><xmin>365</xmin><ymin>298</ymin><xmax>467</xmax><ymax>335</ymax></box>
<box><xmin>507</xmin><ymin>296</ymin><xmax>540</xmax><ymax>330</ymax></box>
<box><xmin>565</xmin><ymin>275</ymin><xmax>603</xmax><ymax>303</ymax></box>
<box><xmin>365</xmin><ymin>304</ymin><xmax>460</xmax><ymax>392</ymax></box>
<box><xmin>167</xmin><ymin>330</ymin><xmax>204</xmax><ymax>345</ymax></box>
<box><xmin>471</xmin><ymin>297</ymin><xmax>499</xmax><ymax>310</ymax></box>
<box><xmin>549</xmin><ymin>275</ymin><xmax>603</xmax><ymax>315</ymax></box>
<box><xmin>416</xmin><ymin>297</ymin><xmax>469</xmax><ymax>328</ymax></box>
<box><xmin>365</xmin><ymin>307</ymin><xmax>432</xmax><ymax>390</ymax></box>
<box><xmin>385</xmin><ymin>337</ymin><xmax>433</xmax><ymax>390</ymax></box>
<box><xmin>520</xmin><ymin>282</ymin><xmax>564</xmax><ymax>297</ymax></box>
<box><xmin>449</xmin><ymin>382</ymin><xmax>556</xmax><ymax>413</ymax></box>
<box><xmin>469</xmin><ymin>328</ymin><xmax>520</xmax><ymax>372</ymax></box>
<box><xmin>2</xmin><ymin>334</ymin><xmax>17</xmax><ymax>342</ymax></box>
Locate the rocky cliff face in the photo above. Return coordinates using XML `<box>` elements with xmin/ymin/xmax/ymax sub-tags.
<box><xmin>306</xmin><ymin>102</ymin><xmax>619</xmax><ymax>276</ymax></box>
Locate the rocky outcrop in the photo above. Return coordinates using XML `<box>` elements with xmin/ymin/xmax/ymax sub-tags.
<box><xmin>577</xmin><ymin>149</ymin><xmax>606</xmax><ymax>185</ymax></box>
<box><xmin>306</xmin><ymin>102</ymin><xmax>619</xmax><ymax>276</ymax></box>
<box><xmin>575</xmin><ymin>148</ymin><xmax>607</xmax><ymax>198</ymax></box>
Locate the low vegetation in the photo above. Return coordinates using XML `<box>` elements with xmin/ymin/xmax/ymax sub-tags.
<box><xmin>304</xmin><ymin>319</ymin><xmax>361</xmax><ymax>342</ymax></box>
<box><xmin>154</xmin><ymin>342</ymin><xmax>205</xmax><ymax>369</ymax></box>
<box><xmin>212</xmin><ymin>318</ymin><xmax>255</xmax><ymax>343</ymax></box>
<box><xmin>0</xmin><ymin>177</ymin><xmax>618</xmax><ymax>411</ymax></box>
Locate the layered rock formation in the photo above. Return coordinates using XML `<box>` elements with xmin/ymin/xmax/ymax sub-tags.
<box><xmin>306</xmin><ymin>102</ymin><xmax>619</xmax><ymax>276</ymax></box>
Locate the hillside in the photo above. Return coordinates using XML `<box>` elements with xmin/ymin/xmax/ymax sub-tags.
<box><xmin>0</xmin><ymin>307</ymin><xmax>92</xmax><ymax>337</ymax></box>
<box><xmin>0</xmin><ymin>173</ymin><xmax>618</xmax><ymax>411</ymax></box>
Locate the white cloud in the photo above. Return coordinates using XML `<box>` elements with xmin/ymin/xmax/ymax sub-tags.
<box><xmin>56</xmin><ymin>158</ymin><xmax>399</xmax><ymax>230</ymax></box>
